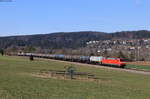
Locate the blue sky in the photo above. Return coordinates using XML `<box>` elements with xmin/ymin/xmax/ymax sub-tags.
<box><xmin>0</xmin><ymin>0</ymin><xmax>150</xmax><ymax>36</ymax></box>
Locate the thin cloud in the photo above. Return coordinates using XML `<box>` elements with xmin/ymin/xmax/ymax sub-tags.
<box><xmin>135</xmin><ymin>0</ymin><xmax>143</xmax><ymax>6</ymax></box>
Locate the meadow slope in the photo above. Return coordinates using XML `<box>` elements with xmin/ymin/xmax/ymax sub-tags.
<box><xmin>0</xmin><ymin>56</ymin><xmax>150</xmax><ymax>99</ymax></box>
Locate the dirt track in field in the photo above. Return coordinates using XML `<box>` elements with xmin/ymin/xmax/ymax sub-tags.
<box><xmin>38</xmin><ymin>58</ymin><xmax>150</xmax><ymax>76</ymax></box>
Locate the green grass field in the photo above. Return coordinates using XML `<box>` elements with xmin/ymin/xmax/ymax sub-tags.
<box><xmin>126</xmin><ymin>64</ymin><xmax>150</xmax><ymax>71</ymax></box>
<box><xmin>0</xmin><ymin>56</ymin><xmax>150</xmax><ymax>99</ymax></box>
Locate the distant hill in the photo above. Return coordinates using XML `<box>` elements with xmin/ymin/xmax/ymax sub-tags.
<box><xmin>0</xmin><ymin>30</ymin><xmax>150</xmax><ymax>49</ymax></box>
<box><xmin>110</xmin><ymin>30</ymin><xmax>150</xmax><ymax>39</ymax></box>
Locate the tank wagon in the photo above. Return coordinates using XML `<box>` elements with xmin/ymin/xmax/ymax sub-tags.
<box><xmin>80</xmin><ymin>56</ymin><xmax>90</xmax><ymax>63</ymax></box>
<box><xmin>90</xmin><ymin>56</ymin><xmax>103</xmax><ymax>64</ymax></box>
<box><xmin>18</xmin><ymin>53</ymin><xmax>126</xmax><ymax>68</ymax></box>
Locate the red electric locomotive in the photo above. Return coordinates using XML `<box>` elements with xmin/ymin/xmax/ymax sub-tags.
<box><xmin>102</xmin><ymin>58</ymin><xmax>126</xmax><ymax>68</ymax></box>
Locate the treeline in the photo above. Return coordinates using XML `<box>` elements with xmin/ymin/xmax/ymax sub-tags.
<box><xmin>0</xmin><ymin>31</ymin><xmax>107</xmax><ymax>49</ymax></box>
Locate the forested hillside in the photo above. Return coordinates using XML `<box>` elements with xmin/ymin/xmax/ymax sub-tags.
<box><xmin>0</xmin><ymin>30</ymin><xmax>150</xmax><ymax>50</ymax></box>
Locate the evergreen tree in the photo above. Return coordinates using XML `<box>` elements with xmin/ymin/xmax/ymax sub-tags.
<box><xmin>0</xmin><ymin>49</ymin><xmax>4</xmax><ymax>56</ymax></box>
<box><xmin>118</xmin><ymin>51</ymin><xmax>126</xmax><ymax>58</ymax></box>
<box><xmin>103</xmin><ymin>50</ymin><xmax>108</xmax><ymax>57</ymax></box>
<box><xmin>29</xmin><ymin>55</ymin><xmax>34</xmax><ymax>61</ymax></box>
<box><xmin>130</xmin><ymin>52</ymin><xmax>135</xmax><ymax>61</ymax></box>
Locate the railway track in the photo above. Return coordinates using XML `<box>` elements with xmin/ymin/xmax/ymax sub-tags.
<box><xmin>124</xmin><ymin>67</ymin><xmax>150</xmax><ymax>74</ymax></box>
<box><xmin>16</xmin><ymin>55</ymin><xmax>150</xmax><ymax>75</ymax></box>
<box><xmin>34</xmin><ymin>57</ymin><xmax>150</xmax><ymax>75</ymax></box>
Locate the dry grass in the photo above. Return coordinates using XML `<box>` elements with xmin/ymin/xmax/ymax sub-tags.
<box><xmin>30</xmin><ymin>72</ymin><xmax>106</xmax><ymax>83</ymax></box>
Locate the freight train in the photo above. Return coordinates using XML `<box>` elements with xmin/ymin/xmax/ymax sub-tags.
<box><xmin>18</xmin><ymin>53</ymin><xmax>126</xmax><ymax>68</ymax></box>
